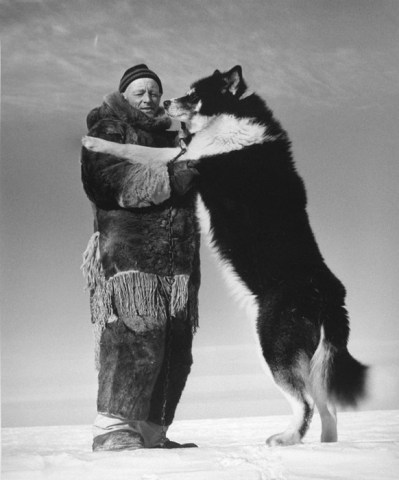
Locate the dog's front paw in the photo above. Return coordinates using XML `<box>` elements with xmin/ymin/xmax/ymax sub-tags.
<box><xmin>82</xmin><ymin>136</ymin><xmax>107</xmax><ymax>152</ymax></box>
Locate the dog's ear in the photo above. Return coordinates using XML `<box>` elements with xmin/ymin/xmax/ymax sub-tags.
<box><xmin>213</xmin><ymin>69</ymin><xmax>222</xmax><ymax>77</ymax></box>
<box><xmin>221</xmin><ymin>65</ymin><xmax>243</xmax><ymax>95</ymax></box>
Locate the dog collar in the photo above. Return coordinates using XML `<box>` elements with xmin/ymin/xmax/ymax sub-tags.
<box><xmin>170</xmin><ymin>140</ymin><xmax>188</xmax><ymax>163</ymax></box>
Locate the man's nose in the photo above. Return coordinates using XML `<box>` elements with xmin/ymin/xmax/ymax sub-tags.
<box><xmin>142</xmin><ymin>91</ymin><xmax>151</xmax><ymax>102</ymax></box>
<box><xmin>163</xmin><ymin>100</ymin><xmax>171</xmax><ymax>108</ymax></box>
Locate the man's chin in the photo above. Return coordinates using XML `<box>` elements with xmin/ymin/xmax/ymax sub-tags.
<box><xmin>140</xmin><ymin>109</ymin><xmax>155</xmax><ymax>117</ymax></box>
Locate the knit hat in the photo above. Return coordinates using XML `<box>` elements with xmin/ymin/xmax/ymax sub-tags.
<box><xmin>119</xmin><ymin>64</ymin><xmax>163</xmax><ymax>94</ymax></box>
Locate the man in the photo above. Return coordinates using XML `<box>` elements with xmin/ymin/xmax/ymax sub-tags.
<box><xmin>81</xmin><ymin>64</ymin><xmax>200</xmax><ymax>451</ymax></box>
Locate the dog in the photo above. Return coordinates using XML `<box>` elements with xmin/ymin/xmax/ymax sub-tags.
<box><xmin>82</xmin><ymin>66</ymin><xmax>368</xmax><ymax>446</ymax></box>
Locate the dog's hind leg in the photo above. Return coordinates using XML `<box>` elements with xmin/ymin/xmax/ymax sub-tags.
<box><xmin>310</xmin><ymin>331</ymin><xmax>338</xmax><ymax>442</ymax></box>
<box><xmin>315</xmin><ymin>399</ymin><xmax>337</xmax><ymax>442</ymax></box>
<box><xmin>257</xmin><ymin>307</ymin><xmax>318</xmax><ymax>446</ymax></box>
<box><xmin>266</xmin><ymin>360</ymin><xmax>315</xmax><ymax>446</ymax></box>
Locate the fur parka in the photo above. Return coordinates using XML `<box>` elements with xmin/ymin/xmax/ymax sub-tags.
<box><xmin>81</xmin><ymin>92</ymin><xmax>201</xmax><ymax>355</ymax></box>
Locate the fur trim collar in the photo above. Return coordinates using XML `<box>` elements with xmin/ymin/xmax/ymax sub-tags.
<box><xmin>103</xmin><ymin>92</ymin><xmax>172</xmax><ymax>132</ymax></box>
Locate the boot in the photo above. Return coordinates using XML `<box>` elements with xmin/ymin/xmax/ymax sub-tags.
<box><xmin>136</xmin><ymin>420</ymin><xmax>198</xmax><ymax>449</ymax></box>
<box><xmin>92</xmin><ymin>429</ymin><xmax>144</xmax><ymax>452</ymax></box>
<box><xmin>153</xmin><ymin>439</ymin><xmax>198</xmax><ymax>449</ymax></box>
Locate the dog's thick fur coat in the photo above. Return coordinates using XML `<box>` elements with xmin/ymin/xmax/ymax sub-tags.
<box><xmin>82</xmin><ymin>66</ymin><xmax>368</xmax><ymax>446</ymax></box>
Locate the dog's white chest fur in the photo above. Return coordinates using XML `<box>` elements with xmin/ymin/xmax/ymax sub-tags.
<box><xmin>183</xmin><ymin>115</ymin><xmax>267</xmax><ymax>160</ymax></box>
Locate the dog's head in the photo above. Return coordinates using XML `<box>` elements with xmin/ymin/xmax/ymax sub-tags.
<box><xmin>164</xmin><ymin>65</ymin><xmax>247</xmax><ymax>133</ymax></box>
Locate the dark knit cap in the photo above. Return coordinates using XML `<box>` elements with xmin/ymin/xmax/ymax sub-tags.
<box><xmin>119</xmin><ymin>64</ymin><xmax>163</xmax><ymax>94</ymax></box>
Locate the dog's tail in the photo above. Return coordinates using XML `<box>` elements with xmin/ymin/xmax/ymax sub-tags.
<box><xmin>310</xmin><ymin>312</ymin><xmax>368</xmax><ymax>408</ymax></box>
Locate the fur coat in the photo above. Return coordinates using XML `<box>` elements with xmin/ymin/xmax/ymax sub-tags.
<box><xmin>81</xmin><ymin>92</ymin><xmax>200</xmax><ymax>364</ymax></box>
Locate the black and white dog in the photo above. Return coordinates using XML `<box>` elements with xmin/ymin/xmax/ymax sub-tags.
<box><xmin>82</xmin><ymin>66</ymin><xmax>368</xmax><ymax>446</ymax></box>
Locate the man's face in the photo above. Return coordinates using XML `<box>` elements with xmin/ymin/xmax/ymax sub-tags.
<box><xmin>123</xmin><ymin>78</ymin><xmax>161</xmax><ymax>117</ymax></box>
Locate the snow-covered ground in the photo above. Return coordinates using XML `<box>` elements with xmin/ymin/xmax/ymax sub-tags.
<box><xmin>2</xmin><ymin>410</ymin><xmax>399</xmax><ymax>480</ymax></box>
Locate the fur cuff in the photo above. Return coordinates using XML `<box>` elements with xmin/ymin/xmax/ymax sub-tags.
<box><xmin>118</xmin><ymin>160</ymin><xmax>171</xmax><ymax>208</ymax></box>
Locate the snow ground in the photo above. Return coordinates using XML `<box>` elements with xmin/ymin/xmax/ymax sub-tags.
<box><xmin>2</xmin><ymin>410</ymin><xmax>399</xmax><ymax>480</ymax></box>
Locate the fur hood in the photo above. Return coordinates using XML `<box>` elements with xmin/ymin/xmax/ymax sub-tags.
<box><xmin>87</xmin><ymin>91</ymin><xmax>172</xmax><ymax>132</ymax></box>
